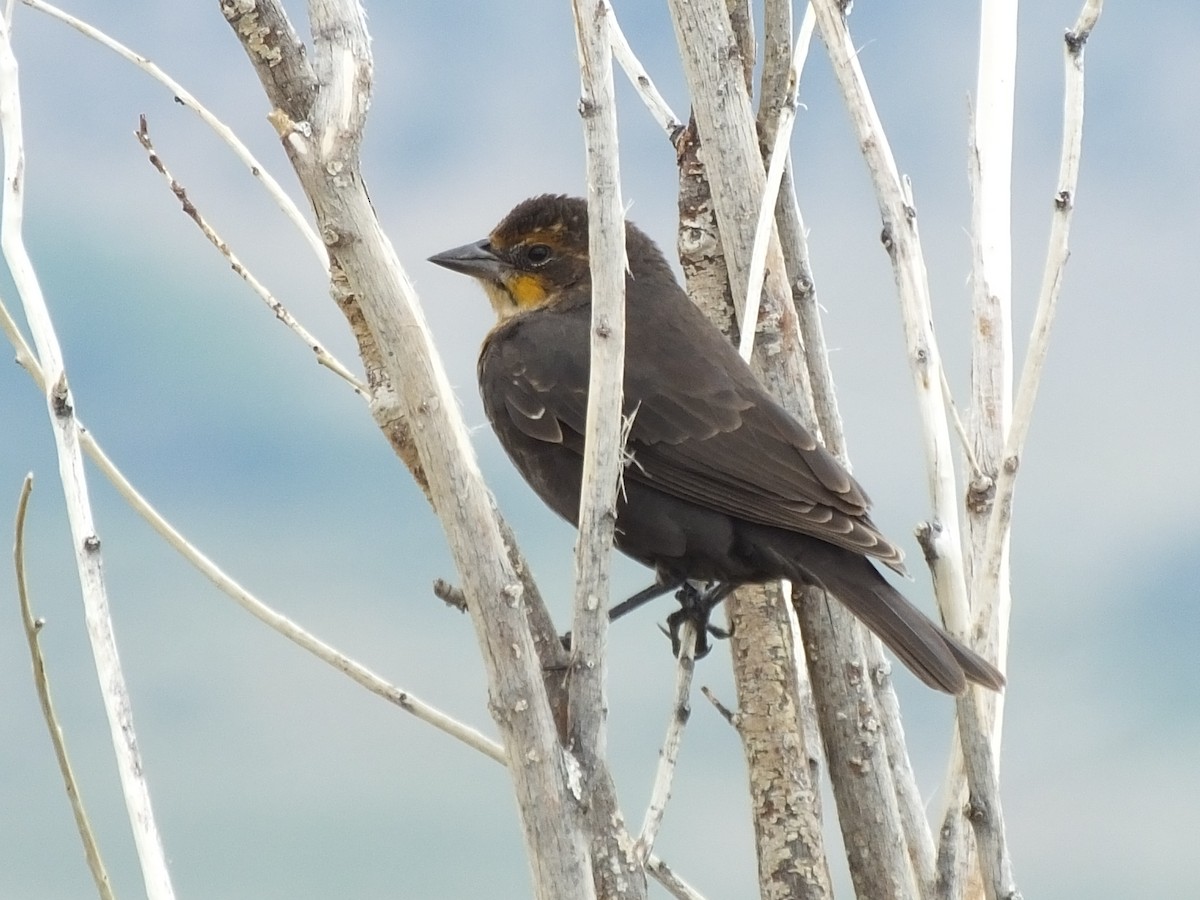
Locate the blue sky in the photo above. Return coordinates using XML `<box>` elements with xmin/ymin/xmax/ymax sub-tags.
<box><xmin>2</xmin><ymin>2</ymin><xmax>1197</xmax><ymax>898</ymax></box>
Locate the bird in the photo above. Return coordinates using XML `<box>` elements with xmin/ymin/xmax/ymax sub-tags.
<box><xmin>429</xmin><ymin>194</ymin><xmax>1004</xmax><ymax>694</ymax></box>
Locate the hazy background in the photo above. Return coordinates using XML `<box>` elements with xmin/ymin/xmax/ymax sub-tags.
<box><xmin>2</xmin><ymin>2</ymin><xmax>1196</xmax><ymax>898</ymax></box>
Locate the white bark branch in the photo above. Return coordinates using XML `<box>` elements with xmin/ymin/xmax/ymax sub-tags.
<box><xmin>739</xmin><ymin>3</ymin><xmax>815</xmax><ymax>363</ymax></box>
<box><xmin>569</xmin><ymin>1</ymin><xmax>640</xmax><ymax>895</ymax></box>
<box><xmin>636</xmin><ymin>622</ymin><xmax>697</xmax><ymax>862</ymax></box>
<box><xmin>809</xmin><ymin>2</ymin><xmax>1024</xmax><ymax>896</ymax></box>
<box><xmin>0</xmin><ymin>15</ymin><xmax>176</xmax><ymax>898</ymax></box>
<box><xmin>221</xmin><ymin>3</ymin><xmax>591</xmax><ymax>896</ymax></box>
<box><xmin>609</xmin><ymin>5</ymin><xmax>682</xmax><ymax>139</ymax></box>
<box><xmin>973</xmin><ymin>0</ymin><xmax>1103</xmax><ymax>636</ymax></box>
<box><xmin>940</xmin><ymin>0</ymin><xmax>1020</xmax><ymax>888</ymax></box>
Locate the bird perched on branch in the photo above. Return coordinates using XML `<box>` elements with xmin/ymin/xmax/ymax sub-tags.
<box><xmin>429</xmin><ymin>194</ymin><xmax>1003</xmax><ymax>694</ymax></box>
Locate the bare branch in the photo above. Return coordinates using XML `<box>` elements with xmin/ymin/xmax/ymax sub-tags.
<box><xmin>807</xmin><ymin>2</ymin><xmax>1026</xmax><ymax>896</ymax></box>
<box><xmin>0</xmin><ymin>16</ymin><xmax>176</xmax><ymax>897</ymax></box>
<box><xmin>567</xmin><ymin>0</ymin><xmax>626</xmax><ymax>757</ymax></box>
<box><xmin>609</xmin><ymin>6</ymin><xmax>682</xmax><ymax>139</ymax></box>
<box><xmin>14</xmin><ymin>476</ymin><xmax>115</xmax><ymax>900</ymax></box>
<box><xmin>568</xmin><ymin>3</ymin><xmax>641</xmax><ymax>894</ymax></box>
<box><xmin>951</xmin><ymin>4</ymin><xmax>1102</xmax><ymax>896</ymax></box>
<box><xmin>671</xmin><ymin>2</ymin><xmax>924</xmax><ymax>896</ymax></box>
<box><xmin>809</xmin><ymin>0</ymin><xmax>972</xmax><ymax>637</ymax></box>
<box><xmin>645</xmin><ymin>856</ymin><xmax>708</xmax><ymax>900</ymax></box>
<box><xmin>636</xmin><ymin>623</ymin><xmax>697</xmax><ymax>862</ymax></box>
<box><xmin>739</xmin><ymin>3</ymin><xmax>815</xmax><ymax>363</ymax></box>
<box><xmin>221</xmin><ymin>3</ymin><xmax>591</xmax><ymax>895</ymax></box>
<box><xmin>24</xmin><ymin>0</ymin><xmax>327</xmax><ymax>266</ymax></box>
<box><xmin>973</xmin><ymin>0</ymin><xmax>1103</xmax><ymax>635</ymax></box>
<box><xmin>134</xmin><ymin>115</ymin><xmax>365</xmax><ymax>394</ymax></box>
<box><xmin>938</xmin><ymin>0</ymin><xmax>1020</xmax><ymax>886</ymax></box>
<box><xmin>700</xmin><ymin>685</ymin><xmax>736</xmax><ymax>726</ymax></box>
<box><xmin>732</xmin><ymin>584</ymin><xmax>834</xmax><ymax>900</ymax></box>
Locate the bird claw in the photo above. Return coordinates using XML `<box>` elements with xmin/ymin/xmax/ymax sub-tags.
<box><xmin>662</xmin><ymin>582</ymin><xmax>734</xmax><ymax>659</ymax></box>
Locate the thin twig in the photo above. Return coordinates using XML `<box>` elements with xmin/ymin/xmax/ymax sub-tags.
<box><xmin>14</xmin><ymin>476</ymin><xmax>115</xmax><ymax>900</ymax></box>
<box><xmin>134</xmin><ymin>115</ymin><xmax>366</xmax><ymax>395</ymax></box>
<box><xmin>645</xmin><ymin>856</ymin><xmax>708</xmax><ymax>900</ymax></box>
<box><xmin>738</xmin><ymin>3</ymin><xmax>815</xmax><ymax>362</ymax></box>
<box><xmin>700</xmin><ymin>686</ymin><xmax>736</xmax><ymax>726</ymax></box>
<box><xmin>0</xmin><ymin>287</ymin><xmax>504</xmax><ymax>767</ymax></box>
<box><xmin>636</xmin><ymin>622</ymin><xmax>697</xmax><ymax>862</ymax></box>
<box><xmin>432</xmin><ymin>578</ymin><xmax>468</xmax><ymax>613</ymax></box>
<box><xmin>23</xmin><ymin>0</ymin><xmax>328</xmax><ymax>267</ymax></box>
<box><xmin>609</xmin><ymin>5</ymin><xmax>682</xmax><ymax>139</ymax></box>
<box><xmin>568</xmin><ymin>0</ymin><xmax>627</xmax><ymax>733</ymax></box>
<box><xmin>941</xmin><ymin>360</ymin><xmax>985</xmax><ymax>481</ymax></box>
<box><xmin>82</xmin><ymin>429</ymin><xmax>507</xmax><ymax>764</ymax></box>
<box><xmin>810</xmin><ymin>0</ymin><xmax>974</xmax><ymax>636</ymax></box>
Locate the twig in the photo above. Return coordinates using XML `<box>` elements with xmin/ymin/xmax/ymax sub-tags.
<box><xmin>134</xmin><ymin>116</ymin><xmax>366</xmax><ymax>394</ymax></box>
<box><xmin>636</xmin><ymin>622</ymin><xmax>697</xmax><ymax>862</ymax></box>
<box><xmin>568</xmin><ymin>0</ymin><xmax>627</xmax><ymax>742</ymax></box>
<box><xmin>609</xmin><ymin>5</ymin><xmax>682</xmax><ymax>139</ymax></box>
<box><xmin>81</xmin><ymin>422</ymin><xmax>506</xmax><ymax>764</ymax></box>
<box><xmin>645</xmin><ymin>856</ymin><xmax>708</xmax><ymax>900</ymax></box>
<box><xmin>22</xmin><ymin>0</ymin><xmax>328</xmax><ymax>267</ymax></box>
<box><xmin>700</xmin><ymin>686</ymin><xmax>736</xmax><ymax>726</ymax></box>
<box><xmin>0</xmin><ymin>15</ymin><xmax>176</xmax><ymax>897</ymax></box>
<box><xmin>738</xmin><ymin>3</ymin><xmax>815</xmax><ymax>362</ymax></box>
<box><xmin>14</xmin><ymin>476</ymin><xmax>115</xmax><ymax>900</ymax></box>
<box><xmin>0</xmin><ymin>280</ymin><xmax>506</xmax><ymax>769</ymax></box>
<box><xmin>432</xmin><ymin>578</ymin><xmax>468</xmax><ymax>612</ymax></box>
<box><xmin>941</xmin><ymin>361</ymin><xmax>984</xmax><ymax>482</ymax></box>
<box><xmin>810</xmin><ymin>0</ymin><xmax>972</xmax><ymax>636</ymax></box>
<box><xmin>810</xmin><ymin>3</ymin><xmax>1001</xmax><ymax>898</ymax></box>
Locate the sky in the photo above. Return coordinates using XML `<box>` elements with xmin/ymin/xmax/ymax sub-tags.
<box><xmin>1</xmin><ymin>1</ymin><xmax>1197</xmax><ymax>898</ymax></box>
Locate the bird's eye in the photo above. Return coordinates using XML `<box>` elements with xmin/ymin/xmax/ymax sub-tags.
<box><xmin>526</xmin><ymin>243</ymin><xmax>553</xmax><ymax>266</ymax></box>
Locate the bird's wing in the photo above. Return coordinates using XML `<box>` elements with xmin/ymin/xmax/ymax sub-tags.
<box><xmin>481</xmin><ymin>300</ymin><xmax>905</xmax><ymax>571</ymax></box>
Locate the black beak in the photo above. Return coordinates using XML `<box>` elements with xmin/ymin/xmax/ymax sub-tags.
<box><xmin>428</xmin><ymin>239</ymin><xmax>504</xmax><ymax>280</ymax></box>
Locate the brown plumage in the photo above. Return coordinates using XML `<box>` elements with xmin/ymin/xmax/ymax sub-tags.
<box><xmin>429</xmin><ymin>194</ymin><xmax>1004</xmax><ymax>694</ymax></box>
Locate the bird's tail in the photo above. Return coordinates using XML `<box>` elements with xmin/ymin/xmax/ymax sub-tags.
<box><xmin>773</xmin><ymin>542</ymin><xmax>1005</xmax><ymax>694</ymax></box>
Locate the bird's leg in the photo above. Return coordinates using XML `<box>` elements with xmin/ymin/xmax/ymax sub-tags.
<box><xmin>608</xmin><ymin>578</ymin><xmax>686</xmax><ymax>623</ymax></box>
<box><xmin>664</xmin><ymin>582</ymin><xmax>736</xmax><ymax>658</ymax></box>
<box><xmin>559</xmin><ymin>577</ymin><xmax>686</xmax><ymax>652</ymax></box>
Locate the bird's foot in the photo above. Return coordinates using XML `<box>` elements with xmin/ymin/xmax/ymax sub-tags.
<box><xmin>662</xmin><ymin>582</ymin><xmax>735</xmax><ymax>659</ymax></box>
<box><xmin>560</xmin><ymin>578</ymin><xmax>685</xmax><ymax>652</ymax></box>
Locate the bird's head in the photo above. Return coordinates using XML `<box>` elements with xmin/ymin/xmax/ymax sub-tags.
<box><xmin>429</xmin><ymin>194</ymin><xmax>593</xmax><ymax>321</ymax></box>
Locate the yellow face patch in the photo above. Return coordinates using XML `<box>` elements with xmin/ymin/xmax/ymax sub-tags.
<box><xmin>505</xmin><ymin>272</ymin><xmax>549</xmax><ymax>308</ymax></box>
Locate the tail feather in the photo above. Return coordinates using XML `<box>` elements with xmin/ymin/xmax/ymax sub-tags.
<box><xmin>778</xmin><ymin>543</ymin><xmax>1005</xmax><ymax>694</ymax></box>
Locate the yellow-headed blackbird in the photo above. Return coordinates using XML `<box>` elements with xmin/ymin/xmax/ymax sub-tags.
<box><xmin>430</xmin><ymin>194</ymin><xmax>1003</xmax><ymax>694</ymax></box>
